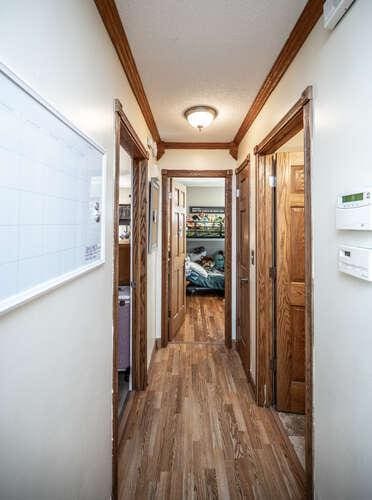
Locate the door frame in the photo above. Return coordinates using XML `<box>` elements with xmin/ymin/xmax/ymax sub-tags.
<box><xmin>112</xmin><ymin>99</ymin><xmax>148</xmax><ymax>500</ymax></box>
<box><xmin>235</xmin><ymin>156</ymin><xmax>254</xmax><ymax>390</ymax></box>
<box><xmin>161</xmin><ymin>169</ymin><xmax>233</xmax><ymax>348</ymax></box>
<box><xmin>254</xmin><ymin>87</ymin><xmax>313</xmax><ymax>496</ymax></box>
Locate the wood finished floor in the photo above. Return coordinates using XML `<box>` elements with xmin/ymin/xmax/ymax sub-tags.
<box><xmin>173</xmin><ymin>295</ymin><xmax>225</xmax><ymax>343</ymax></box>
<box><xmin>118</xmin><ymin>345</ymin><xmax>305</xmax><ymax>498</ymax></box>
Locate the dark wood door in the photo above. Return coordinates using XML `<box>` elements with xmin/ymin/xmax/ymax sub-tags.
<box><xmin>276</xmin><ymin>152</ymin><xmax>305</xmax><ymax>413</ymax></box>
<box><xmin>169</xmin><ymin>180</ymin><xmax>187</xmax><ymax>339</ymax></box>
<box><xmin>236</xmin><ymin>162</ymin><xmax>250</xmax><ymax>376</ymax></box>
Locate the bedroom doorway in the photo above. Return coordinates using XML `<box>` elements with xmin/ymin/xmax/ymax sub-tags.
<box><xmin>161</xmin><ymin>170</ymin><xmax>232</xmax><ymax>348</ymax></box>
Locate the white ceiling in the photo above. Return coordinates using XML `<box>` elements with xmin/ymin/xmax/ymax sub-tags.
<box><xmin>116</xmin><ymin>0</ymin><xmax>307</xmax><ymax>142</ymax></box>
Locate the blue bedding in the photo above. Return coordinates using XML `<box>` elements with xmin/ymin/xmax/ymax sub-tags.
<box><xmin>187</xmin><ymin>269</ymin><xmax>224</xmax><ymax>290</ymax></box>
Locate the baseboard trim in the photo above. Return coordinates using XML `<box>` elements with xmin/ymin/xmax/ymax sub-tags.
<box><xmin>232</xmin><ymin>340</ymin><xmax>257</xmax><ymax>399</ymax></box>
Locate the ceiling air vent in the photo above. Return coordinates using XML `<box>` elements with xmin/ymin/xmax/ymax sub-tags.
<box><xmin>324</xmin><ymin>0</ymin><xmax>355</xmax><ymax>30</ymax></box>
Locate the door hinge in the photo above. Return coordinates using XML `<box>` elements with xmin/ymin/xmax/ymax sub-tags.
<box><xmin>168</xmin><ymin>191</ymin><xmax>172</xmax><ymax>199</ymax></box>
<box><xmin>269</xmin><ymin>176</ymin><xmax>276</xmax><ymax>188</ymax></box>
<box><xmin>236</xmin><ymin>188</ymin><xmax>240</xmax><ymax>198</ymax></box>
<box><xmin>269</xmin><ymin>266</ymin><xmax>276</xmax><ymax>280</ymax></box>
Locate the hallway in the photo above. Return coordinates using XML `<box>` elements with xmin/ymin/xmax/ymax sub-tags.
<box><xmin>173</xmin><ymin>295</ymin><xmax>225</xmax><ymax>344</ymax></box>
<box><xmin>118</xmin><ymin>341</ymin><xmax>305</xmax><ymax>498</ymax></box>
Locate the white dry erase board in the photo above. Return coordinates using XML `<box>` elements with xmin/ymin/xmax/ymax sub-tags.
<box><xmin>0</xmin><ymin>64</ymin><xmax>106</xmax><ymax>314</ymax></box>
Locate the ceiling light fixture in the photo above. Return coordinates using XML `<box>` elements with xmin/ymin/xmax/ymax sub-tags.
<box><xmin>184</xmin><ymin>106</ymin><xmax>217</xmax><ymax>132</ymax></box>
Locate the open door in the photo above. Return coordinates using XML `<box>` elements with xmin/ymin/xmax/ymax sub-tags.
<box><xmin>276</xmin><ymin>151</ymin><xmax>305</xmax><ymax>413</ymax></box>
<box><xmin>169</xmin><ymin>180</ymin><xmax>187</xmax><ymax>339</ymax></box>
<box><xmin>236</xmin><ymin>160</ymin><xmax>250</xmax><ymax>376</ymax></box>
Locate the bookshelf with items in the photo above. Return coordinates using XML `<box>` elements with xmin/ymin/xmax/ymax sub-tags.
<box><xmin>186</xmin><ymin>206</ymin><xmax>225</xmax><ymax>240</ymax></box>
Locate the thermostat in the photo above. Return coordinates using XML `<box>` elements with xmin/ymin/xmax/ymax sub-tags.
<box><xmin>338</xmin><ymin>245</ymin><xmax>372</xmax><ymax>281</ymax></box>
<box><xmin>336</xmin><ymin>188</ymin><xmax>372</xmax><ymax>230</ymax></box>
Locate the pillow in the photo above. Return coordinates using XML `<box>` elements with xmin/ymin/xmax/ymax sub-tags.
<box><xmin>189</xmin><ymin>250</ymin><xmax>207</xmax><ymax>262</ymax></box>
<box><xmin>189</xmin><ymin>261</ymin><xmax>208</xmax><ymax>278</ymax></box>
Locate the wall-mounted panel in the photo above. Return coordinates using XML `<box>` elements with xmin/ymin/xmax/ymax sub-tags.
<box><xmin>0</xmin><ymin>64</ymin><xmax>106</xmax><ymax>314</ymax></box>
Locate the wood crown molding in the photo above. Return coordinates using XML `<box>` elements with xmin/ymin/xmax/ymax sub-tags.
<box><xmin>233</xmin><ymin>0</ymin><xmax>322</xmax><ymax>146</ymax></box>
<box><xmin>157</xmin><ymin>141</ymin><xmax>238</xmax><ymax>161</ymax></box>
<box><xmin>162</xmin><ymin>169</ymin><xmax>232</xmax><ymax>178</ymax></box>
<box><xmin>156</xmin><ymin>141</ymin><xmax>165</xmax><ymax>161</ymax></box>
<box><xmin>98</xmin><ymin>0</ymin><xmax>321</xmax><ymax>161</ymax></box>
<box><xmin>95</xmin><ymin>0</ymin><xmax>161</xmax><ymax>143</ymax></box>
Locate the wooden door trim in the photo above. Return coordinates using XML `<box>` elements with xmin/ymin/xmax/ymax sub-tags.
<box><xmin>235</xmin><ymin>156</ymin><xmax>251</xmax><ymax>379</ymax></box>
<box><xmin>235</xmin><ymin>154</ymin><xmax>250</xmax><ymax>175</ymax></box>
<box><xmin>255</xmin><ymin>153</ymin><xmax>275</xmax><ymax>407</ymax></box>
<box><xmin>161</xmin><ymin>169</ymin><xmax>233</xmax><ymax>349</ymax></box>
<box><xmin>115</xmin><ymin>100</ymin><xmax>149</xmax><ymax>160</ymax></box>
<box><xmin>157</xmin><ymin>142</ymin><xmax>238</xmax><ymax>160</ymax></box>
<box><xmin>254</xmin><ymin>87</ymin><xmax>312</xmax><ymax>156</ymax></box>
<box><xmin>162</xmin><ymin>169</ymin><xmax>230</xmax><ymax>178</ymax></box>
<box><xmin>224</xmin><ymin>174</ymin><xmax>233</xmax><ymax>348</ymax></box>
<box><xmin>254</xmin><ymin>87</ymin><xmax>313</xmax><ymax>498</ymax></box>
<box><xmin>112</xmin><ymin>100</ymin><xmax>148</xmax><ymax>500</ymax></box>
<box><xmin>303</xmin><ymin>98</ymin><xmax>313</xmax><ymax>497</ymax></box>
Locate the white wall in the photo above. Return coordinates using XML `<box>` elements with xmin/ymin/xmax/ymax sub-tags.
<box><xmin>0</xmin><ymin>1</ymin><xmax>158</xmax><ymax>499</ymax></box>
<box><xmin>147</xmin><ymin>163</ymin><xmax>162</xmax><ymax>359</ymax></box>
<box><xmin>238</xmin><ymin>1</ymin><xmax>372</xmax><ymax>498</ymax></box>
<box><xmin>119</xmin><ymin>188</ymin><xmax>131</xmax><ymax>204</ymax></box>
<box><xmin>159</xmin><ymin>149</ymin><xmax>237</xmax><ymax>337</ymax></box>
<box><xmin>160</xmin><ymin>148</ymin><xmax>236</xmax><ymax>171</ymax></box>
<box><xmin>186</xmin><ymin>186</ymin><xmax>225</xmax><ymax>210</ymax></box>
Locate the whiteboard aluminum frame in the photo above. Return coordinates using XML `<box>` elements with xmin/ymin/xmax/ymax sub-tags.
<box><xmin>0</xmin><ymin>62</ymin><xmax>106</xmax><ymax>315</ymax></box>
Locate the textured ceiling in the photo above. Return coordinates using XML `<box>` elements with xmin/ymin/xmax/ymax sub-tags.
<box><xmin>116</xmin><ymin>0</ymin><xmax>307</xmax><ymax>142</ymax></box>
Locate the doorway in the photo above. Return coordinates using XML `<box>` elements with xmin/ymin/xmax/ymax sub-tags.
<box><xmin>161</xmin><ymin>170</ymin><xmax>232</xmax><ymax>348</ymax></box>
<box><xmin>235</xmin><ymin>156</ymin><xmax>251</xmax><ymax>380</ymax></box>
<box><xmin>117</xmin><ymin>146</ymin><xmax>132</xmax><ymax>417</ymax></box>
<box><xmin>255</xmin><ymin>88</ymin><xmax>313</xmax><ymax>495</ymax></box>
<box><xmin>112</xmin><ymin>100</ymin><xmax>148</xmax><ymax>500</ymax></box>
<box><xmin>272</xmin><ymin>135</ymin><xmax>306</xmax><ymax>470</ymax></box>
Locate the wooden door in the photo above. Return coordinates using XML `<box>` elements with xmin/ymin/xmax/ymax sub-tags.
<box><xmin>169</xmin><ymin>180</ymin><xmax>187</xmax><ymax>339</ymax></box>
<box><xmin>236</xmin><ymin>162</ymin><xmax>250</xmax><ymax>376</ymax></box>
<box><xmin>276</xmin><ymin>152</ymin><xmax>305</xmax><ymax>413</ymax></box>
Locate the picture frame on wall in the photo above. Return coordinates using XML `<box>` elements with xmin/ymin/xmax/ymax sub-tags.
<box><xmin>148</xmin><ymin>177</ymin><xmax>160</xmax><ymax>252</ymax></box>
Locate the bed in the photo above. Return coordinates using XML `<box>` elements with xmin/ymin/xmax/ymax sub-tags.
<box><xmin>185</xmin><ymin>248</ymin><xmax>225</xmax><ymax>295</ymax></box>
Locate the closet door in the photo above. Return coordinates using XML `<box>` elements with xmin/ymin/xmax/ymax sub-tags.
<box><xmin>276</xmin><ymin>152</ymin><xmax>305</xmax><ymax>413</ymax></box>
<box><xmin>169</xmin><ymin>181</ymin><xmax>187</xmax><ymax>338</ymax></box>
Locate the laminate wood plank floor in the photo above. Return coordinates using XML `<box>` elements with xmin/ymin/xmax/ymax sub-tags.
<box><xmin>173</xmin><ymin>295</ymin><xmax>225</xmax><ymax>343</ymax></box>
<box><xmin>118</xmin><ymin>343</ymin><xmax>305</xmax><ymax>499</ymax></box>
